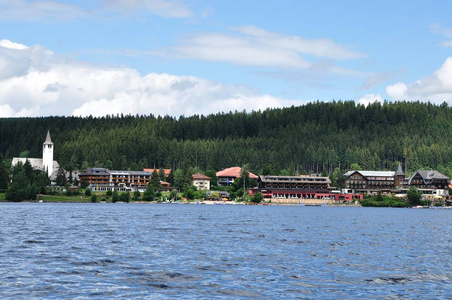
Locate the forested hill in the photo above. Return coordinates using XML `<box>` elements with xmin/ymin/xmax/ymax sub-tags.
<box><xmin>1</xmin><ymin>101</ymin><xmax>451</xmax><ymax>177</ymax></box>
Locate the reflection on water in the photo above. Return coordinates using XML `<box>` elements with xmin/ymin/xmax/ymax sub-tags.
<box><xmin>0</xmin><ymin>203</ymin><xmax>451</xmax><ymax>299</ymax></box>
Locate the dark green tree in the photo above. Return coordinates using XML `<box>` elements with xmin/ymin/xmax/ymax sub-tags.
<box><xmin>119</xmin><ymin>192</ymin><xmax>130</xmax><ymax>203</ymax></box>
<box><xmin>407</xmin><ymin>187</ymin><xmax>422</xmax><ymax>206</ymax></box>
<box><xmin>167</xmin><ymin>169</ymin><xmax>174</xmax><ymax>186</ymax></box>
<box><xmin>55</xmin><ymin>168</ymin><xmax>67</xmax><ymax>186</ymax></box>
<box><xmin>150</xmin><ymin>169</ymin><xmax>161</xmax><ymax>191</ymax></box>
<box><xmin>143</xmin><ymin>184</ymin><xmax>155</xmax><ymax>201</ymax></box>
<box><xmin>91</xmin><ymin>194</ymin><xmax>98</xmax><ymax>203</ymax></box>
<box><xmin>158</xmin><ymin>167</ymin><xmax>165</xmax><ymax>181</ymax></box>
<box><xmin>5</xmin><ymin>169</ymin><xmax>35</xmax><ymax>201</ymax></box>
<box><xmin>251</xmin><ymin>192</ymin><xmax>264</xmax><ymax>203</ymax></box>
<box><xmin>112</xmin><ymin>189</ymin><xmax>119</xmax><ymax>203</ymax></box>
<box><xmin>0</xmin><ymin>156</ymin><xmax>9</xmax><ymax>190</ymax></box>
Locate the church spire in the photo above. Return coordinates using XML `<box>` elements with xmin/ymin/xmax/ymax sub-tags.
<box><xmin>44</xmin><ymin>130</ymin><xmax>53</xmax><ymax>144</ymax></box>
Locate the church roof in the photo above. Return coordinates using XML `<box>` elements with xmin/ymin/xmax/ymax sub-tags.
<box><xmin>44</xmin><ymin>130</ymin><xmax>53</xmax><ymax>144</ymax></box>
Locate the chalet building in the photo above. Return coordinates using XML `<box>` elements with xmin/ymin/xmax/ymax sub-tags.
<box><xmin>407</xmin><ymin>170</ymin><xmax>449</xmax><ymax>190</ymax></box>
<box><xmin>79</xmin><ymin>168</ymin><xmax>111</xmax><ymax>187</ymax></box>
<box><xmin>216</xmin><ymin>166</ymin><xmax>258</xmax><ymax>186</ymax></box>
<box><xmin>192</xmin><ymin>173</ymin><xmax>211</xmax><ymax>190</ymax></box>
<box><xmin>344</xmin><ymin>166</ymin><xmax>449</xmax><ymax>196</ymax></box>
<box><xmin>344</xmin><ymin>165</ymin><xmax>406</xmax><ymax>193</ymax></box>
<box><xmin>250</xmin><ymin>175</ymin><xmax>362</xmax><ymax>202</ymax></box>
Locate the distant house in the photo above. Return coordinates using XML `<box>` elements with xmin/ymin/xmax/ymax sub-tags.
<box><xmin>192</xmin><ymin>173</ymin><xmax>211</xmax><ymax>190</ymax></box>
<box><xmin>12</xmin><ymin>131</ymin><xmax>60</xmax><ymax>182</ymax></box>
<box><xmin>216</xmin><ymin>167</ymin><xmax>258</xmax><ymax>186</ymax></box>
<box><xmin>160</xmin><ymin>181</ymin><xmax>171</xmax><ymax>191</ymax></box>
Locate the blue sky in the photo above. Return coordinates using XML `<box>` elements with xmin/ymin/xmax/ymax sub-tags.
<box><xmin>0</xmin><ymin>0</ymin><xmax>451</xmax><ymax>117</ymax></box>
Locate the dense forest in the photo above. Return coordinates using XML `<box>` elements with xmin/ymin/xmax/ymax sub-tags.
<box><xmin>1</xmin><ymin>101</ymin><xmax>451</xmax><ymax>177</ymax></box>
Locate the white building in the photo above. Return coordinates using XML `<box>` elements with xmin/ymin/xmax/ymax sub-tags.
<box><xmin>192</xmin><ymin>173</ymin><xmax>211</xmax><ymax>191</ymax></box>
<box><xmin>12</xmin><ymin>131</ymin><xmax>60</xmax><ymax>180</ymax></box>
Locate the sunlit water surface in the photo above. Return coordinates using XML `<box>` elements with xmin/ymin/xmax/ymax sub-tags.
<box><xmin>0</xmin><ymin>203</ymin><xmax>451</xmax><ymax>299</ymax></box>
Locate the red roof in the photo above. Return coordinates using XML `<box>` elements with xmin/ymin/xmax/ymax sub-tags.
<box><xmin>192</xmin><ymin>173</ymin><xmax>211</xmax><ymax>180</ymax></box>
<box><xmin>143</xmin><ymin>168</ymin><xmax>171</xmax><ymax>175</ymax></box>
<box><xmin>216</xmin><ymin>167</ymin><xmax>258</xmax><ymax>179</ymax></box>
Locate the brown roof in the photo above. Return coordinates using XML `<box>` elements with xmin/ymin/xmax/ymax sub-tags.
<box><xmin>192</xmin><ymin>173</ymin><xmax>211</xmax><ymax>180</ymax></box>
<box><xmin>216</xmin><ymin>167</ymin><xmax>258</xmax><ymax>179</ymax></box>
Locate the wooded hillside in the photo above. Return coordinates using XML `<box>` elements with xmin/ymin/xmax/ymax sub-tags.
<box><xmin>1</xmin><ymin>101</ymin><xmax>451</xmax><ymax>177</ymax></box>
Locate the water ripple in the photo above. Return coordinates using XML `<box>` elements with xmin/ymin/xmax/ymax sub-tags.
<box><xmin>0</xmin><ymin>203</ymin><xmax>451</xmax><ymax>298</ymax></box>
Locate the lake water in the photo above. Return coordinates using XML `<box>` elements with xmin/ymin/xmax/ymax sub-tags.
<box><xmin>0</xmin><ymin>203</ymin><xmax>451</xmax><ymax>299</ymax></box>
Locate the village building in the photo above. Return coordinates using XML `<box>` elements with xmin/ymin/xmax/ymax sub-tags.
<box><xmin>79</xmin><ymin>168</ymin><xmax>172</xmax><ymax>192</ymax></box>
<box><xmin>216</xmin><ymin>166</ymin><xmax>258</xmax><ymax>186</ymax></box>
<box><xmin>344</xmin><ymin>166</ymin><xmax>449</xmax><ymax>197</ymax></box>
<box><xmin>192</xmin><ymin>173</ymin><xmax>211</xmax><ymax>190</ymax></box>
<box><xmin>250</xmin><ymin>175</ymin><xmax>362</xmax><ymax>203</ymax></box>
<box><xmin>12</xmin><ymin>131</ymin><xmax>60</xmax><ymax>181</ymax></box>
<box><xmin>344</xmin><ymin>168</ymin><xmax>405</xmax><ymax>193</ymax></box>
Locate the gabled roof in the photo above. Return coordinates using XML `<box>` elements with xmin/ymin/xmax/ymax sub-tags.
<box><xmin>216</xmin><ymin>167</ymin><xmax>258</xmax><ymax>179</ymax></box>
<box><xmin>192</xmin><ymin>173</ymin><xmax>211</xmax><ymax>180</ymax></box>
<box><xmin>408</xmin><ymin>170</ymin><xmax>449</xmax><ymax>184</ymax></box>
<box><xmin>80</xmin><ymin>168</ymin><xmax>110</xmax><ymax>175</ymax></box>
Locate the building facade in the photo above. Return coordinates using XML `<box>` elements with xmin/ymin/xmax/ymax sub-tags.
<box><xmin>79</xmin><ymin>168</ymin><xmax>167</xmax><ymax>192</ymax></box>
<box><xmin>250</xmin><ymin>175</ymin><xmax>362</xmax><ymax>202</ymax></box>
<box><xmin>192</xmin><ymin>173</ymin><xmax>211</xmax><ymax>190</ymax></box>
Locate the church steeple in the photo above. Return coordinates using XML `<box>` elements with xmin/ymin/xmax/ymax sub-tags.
<box><xmin>43</xmin><ymin>130</ymin><xmax>54</xmax><ymax>177</ymax></box>
<box><xmin>44</xmin><ymin>130</ymin><xmax>53</xmax><ymax>144</ymax></box>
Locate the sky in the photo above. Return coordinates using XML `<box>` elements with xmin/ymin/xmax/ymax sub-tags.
<box><xmin>0</xmin><ymin>0</ymin><xmax>451</xmax><ymax>117</ymax></box>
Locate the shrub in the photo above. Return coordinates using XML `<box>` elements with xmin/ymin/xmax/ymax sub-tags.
<box><xmin>85</xmin><ymin>188</ymin><xmax>92</xmax><ymax>196</ymax></box>
<box><xmin>251</xmin><ymin>192</ymin><xmax>264</xmax><ymax>203</ymax></box>
<box><xmin>91</xmin><ymin>194</ymin><xmax>98</xmax><ymax>203</ymax></box>
<box><xmin>119</xmin><ymin>192</ymin><xmax>130</xmax><ymax>203</ymax></box>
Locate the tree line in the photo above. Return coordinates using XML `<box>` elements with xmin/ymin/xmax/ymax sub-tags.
<box><xmin>1</xmin><ymin>100</ymin><xmax>452</xmax><ymax>179</ymax></box>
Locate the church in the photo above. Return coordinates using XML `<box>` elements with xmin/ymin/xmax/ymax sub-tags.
<box><xmin>12</xmin><ymin>131</ymin><xmax>60</xmax><ymax>181</ymax></box>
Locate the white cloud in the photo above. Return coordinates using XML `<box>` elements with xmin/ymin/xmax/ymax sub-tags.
<box><xmin>171</xmin><ymin>26</ymin><xmax>366</xmax><ymax>71</ymax></box>
<box><xmin>386</xmin><ymin>57</ymin><xmax>452</xmax><ymax>103</ymax></box>
<box><xmin>0</xmin><ymin>40</ymin><xmax>300</xmax><ymax>118</ymax></box>
<box><xmin>0</xmin><ymin>39</ymin><xmax>29</xmax><ymax>50</ymax></box>
<box><xmin>357</xmin><ymin>94</ymin><xmax>384</xmax><ymax>107</ymax></box>
<box><xmin>430</xmin><ymin>23</ymin><xmax>452</xmax><ymax>47</ymax></box>
<box><xmin>0</xmin><ymin>0</ymin><xmax>86</xmax><ymax>21</ymax></box>
<box><xmin>0</xmin><ymin>104</ymin><xmax>16</xmax><ymax>117</ymax></box>
<box><xmin>0</xmin><ymin>0</ymin><xmax>193</xmax><ymax>21</ymax></box>
<box><xmin>102</xmin><ymin>0</ymin><xmax>193</xmax><ymax>18</ymax></box>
